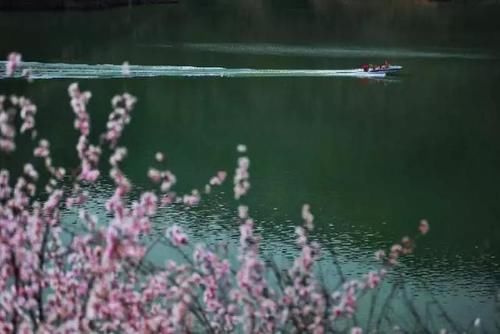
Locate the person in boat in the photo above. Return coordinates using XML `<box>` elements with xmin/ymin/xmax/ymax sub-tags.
<box><xmin>362</xmin><ymin>64</ymin><xmax>369</xmax><ymax>72</ymax></box>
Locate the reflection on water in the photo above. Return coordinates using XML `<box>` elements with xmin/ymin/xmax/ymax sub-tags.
<box><xmin>1</xmin><ymin>1</ymin><xmax>500</xmax><ymax>330</ymax></box>
<box><xmin>59</xmin><ymin>178</ymin><xmax>499</xmax><ymax>330</ymax></box>
<box><xmin>145</xmin><ymin>43</ymin><xmax>496</xmax><ymax>60</ymax></box>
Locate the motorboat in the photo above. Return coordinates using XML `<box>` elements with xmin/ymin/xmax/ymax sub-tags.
<box><xmin>368</xmin><ymin>65</ymin><xmax>402</xmax><ymax>74</ymax></box>
<box><xmin>361</xmin><ymin>63</ymin><xmax>403</xmax><ymax>75</ymax></box>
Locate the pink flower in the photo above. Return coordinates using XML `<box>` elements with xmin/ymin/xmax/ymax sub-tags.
<box><xmin>374</xmin><ymin>249</ymin><xmax>386</xmax><ymax>261</ymax></box>
<box><xmin>23</xmin><ymin>163</ymin><xmax>38</xmax><ymax>180</ymax></box>
<box><xmin>148</xmin><ymin>168</ymin><xmax>162</xmax><ymax>183</ymax></box>
<box><xmin>172</xmin><ymin>301</ymin><xmax>188</xmax><ymax>326</ymax></box>
<box><xmin>155</xmin><ymin>152</ymin><xmax>164</xmax><ymax>162</ymax></box>
<box><xmin>109</xmin><ymin>147</ymin><xmax>127</xmax><ymax>166</ymax></box>
<box><xmin>6</xmin><ymin>52</ymin><xmax>21</xmax><ymax>77</ymax></box>
<box><xmin>183</xmin><ymin>190</ymin><xmax>200</xmax><ymax>206</ymax></box>
<box><xmin>366</xmin><ymin>271</ymin><xmax>381</xmax><ymax>289</ymax></box>
<box><xmin>43</xmin><ymin>189</ymin><xmax>63</xmax><ymax>212</ymax></box>
<box><xmin>332</xmin><ymin>306</ymin><xmax>343</xmax><ymax>318</ymax></box>
<box><xmin>166</xmin><ymin>225</ymin><xmax>188</xmax><ymax>246</ymax></box>
<box><xmin>237</xmin><ymin>144</ymin><xmax>247</xmax><ymax>153</ymax></box>
<box><xmin>238</xmin><ymin>205</ymin><xmax>249</xmax><ymax>219</ymax></box>
<box><xmin>295</xmin><ymin>226</ymin><xmax>307</xmax><ymax>246</ymax></box>
<box><xmin>234</xmin><ymin>156</ymin><xmax>251</xmax><ymax>199</ymax></box>
<box><xmin>0</xmin><ymin>139</ymin><xmax>15</xmax><ymax>152</ymax></box>
<box><xmin>160</xmin><ymin>178</ymin><xmax>172</xmax><ymax>192</ymax></box>
<box><xmin>140</xmin><ymin>191</ymin><xmax>158</xmax><ymax>216</ymax></box>
<box><xmin>68</xmin><ymin>82</ymin><xmax>80</xmax><ymax>98</ymax></box>
<box><xmin>419</xmin><ymin>219</ymin><xmax>430</xmax><ymax>235</ymax></box>
<box><xmin>217</xmin><ymin>170</ymin><xmax>227</xmax><ymax>182</ymax></box>
<box><xmin>390</xmin><ymin>244</ymin><xmax>403</xmax><ymax>254</ymax></box>
<box><xmin>209</xmin><ymin>170</ymin><xmax>227</xmax><ymax>186</ymax></box>
<box><xmin>302</xmin><ymin>204</ymin><xmax>314</xmax><ymax>230</ymax></box>
<box><xmin>351</xmin><ymin>326</ymin><xmax>363</xmax><ymax>334</ymax></box>
<box><xmin>79</xmin><ymin>163</ymin><xmax>100</xmax><ymax>182</ymax></box>
<box><xmin>238</xmin><ymin>157</ymin><xmax>250</xmax><ymax>169</ymax></box>
<box><xmin>33</xmin><ymin>139</ymin><xmax>50</xmax><ymax>157</ymax></box>
<box><xmin>122</xmin><ymin>61</ymin><xmax>131</xmax><ymax>76</ymax></box>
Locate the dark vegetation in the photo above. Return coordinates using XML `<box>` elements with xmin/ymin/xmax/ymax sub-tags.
<box><xmin>0</xmin><ymin>0</ymin><xmax>178</xmax><ymax>11</ymax></box>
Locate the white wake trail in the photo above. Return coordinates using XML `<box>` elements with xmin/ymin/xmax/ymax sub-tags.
<box><xmin>0</xmin><ymin>61</ymin><xmax>388</xmax><ymax>80</ymax></box>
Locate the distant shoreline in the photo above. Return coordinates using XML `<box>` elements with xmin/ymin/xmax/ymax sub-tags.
<box><xmin>0</xmin><ymin>0</ymin><xmax>498</xmax><ymax>11</ymax></box>
<box><xmin>0</xmin><ymin>0</ymin><xmax>178</xmax><ymax>11</ymax></box>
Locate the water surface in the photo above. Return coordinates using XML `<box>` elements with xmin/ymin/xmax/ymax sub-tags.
<box><xmin>1</xmin><ymin>2</ymin><xmax>500</xmax><ymax>330</ymax></box>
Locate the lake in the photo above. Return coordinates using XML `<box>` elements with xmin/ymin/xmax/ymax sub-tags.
<box><xmin>1</xmin><ymin>1</ymin><xmax>500</xmax><ymax>330</ymax></box>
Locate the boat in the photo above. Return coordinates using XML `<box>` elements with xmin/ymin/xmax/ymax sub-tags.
<box><xmin>367</xmin><ymin>65</ymin><xmax>402</xmax><ymax>74</ymax></box>
<box><xmin>361</xmin><ymin>63</ymin><xmax>403</xmax><ymax>75</ymax></box>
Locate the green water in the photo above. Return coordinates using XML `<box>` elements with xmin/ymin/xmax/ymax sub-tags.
<box><xmin>1</xmin><ymin>1</ymin><xmax>500</xmax><ymax>330</ymax></box>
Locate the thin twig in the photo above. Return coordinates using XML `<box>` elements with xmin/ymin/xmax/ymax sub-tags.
<box><xmin>366</xmin><ymin>286</ymin><xmax>380</xmax><ymax>330</ymax></box>
<box><xmin>401</xmin><ymin>284</ymin><xmax>431</xmax><ymax>334</ymax></box>
<box><xmin>328</xmin><ymin>249</ymin><xmax>346</xmax><ymax>284</ymax></box>
<box><xmin>376</xmin><ymin>281</ymin><xmax>400</xmax><ymax>331</ymax></box>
